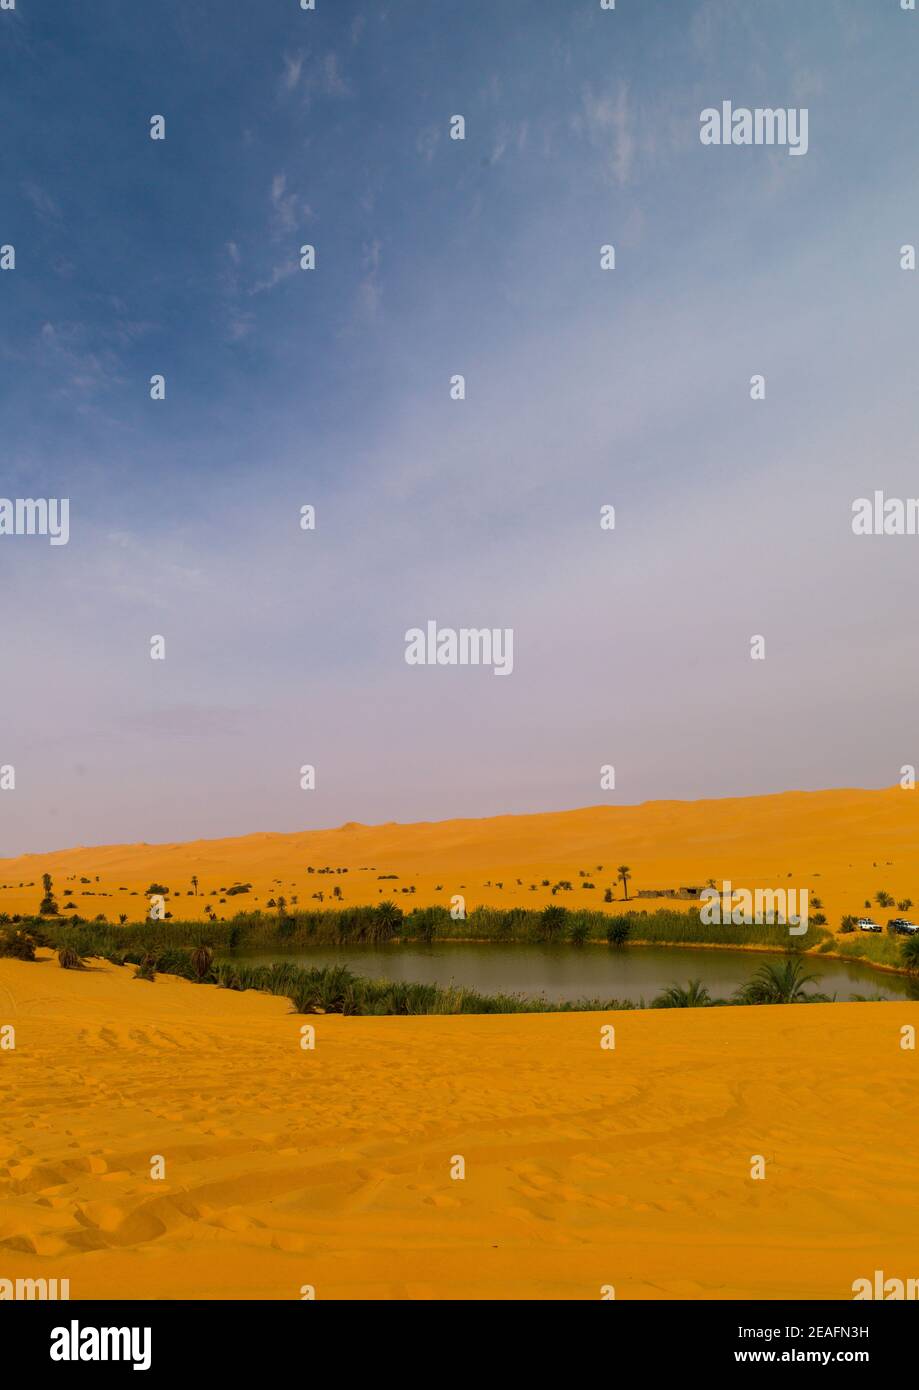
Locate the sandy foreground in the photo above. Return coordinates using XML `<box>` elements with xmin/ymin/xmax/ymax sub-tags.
<box><xmin>1</xmin><ymin>954</ymin><xmax>917</xmax><ymax>1300</ymax></box>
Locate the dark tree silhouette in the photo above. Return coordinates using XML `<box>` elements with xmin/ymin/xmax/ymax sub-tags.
<box><xmin>39</xmin><ymin>872</ymin><xmax>59</xmax><ymax>916</ymax></box>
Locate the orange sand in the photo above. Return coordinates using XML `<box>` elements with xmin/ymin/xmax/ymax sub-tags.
<box><xmin>1</xmin><ymin>785</ymin><xmax>918</xmax><ymax>930</ymax></box>
<box><xmin>0</xmin><ymin>953</ymin><xmax>917</xmax><ymax>1300</ymax></box>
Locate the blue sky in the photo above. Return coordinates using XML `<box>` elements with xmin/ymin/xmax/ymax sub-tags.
<box><xmin>2</xmin><ymin>0</ymin><xmax>919</xmax><ymax>853</ymax></box>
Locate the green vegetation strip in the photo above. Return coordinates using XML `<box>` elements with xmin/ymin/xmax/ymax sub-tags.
<box><xmin>3</xmin><ymin>919</ymin><xmax>917</xmax><ymax>1013</ymax></box>
<box><xmin>0</xmin><ymin>901</ymin><xmax>834</xmax><ymax>951</ymax></box>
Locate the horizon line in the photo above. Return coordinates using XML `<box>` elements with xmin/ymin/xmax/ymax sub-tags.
<box><xmin>0</xmin><ymin>782</ymin><xmax>903</xmax><ymax>866</ymax></box>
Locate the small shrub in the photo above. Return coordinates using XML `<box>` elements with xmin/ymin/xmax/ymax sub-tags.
<box><xmin>191</xmin><ymin>945</ymin><xmax>214</xmax><ymax>981</ymax></box>
<box><xmin>134</xmin><ymin>954</ymin><xmax>157</xmax><ymax>982</ymax></box>
<box><xmin>734</xmin><ymin>957</ymin><xmax>828</xmax><ymax>1005</ymax></box>
<box><xmin>0</xmin><ymin>928</ymin><xmax>38</xmax><ymax>960</ymax></box>
<box><xmin>606</xmin><ymin>917</ymin><xmax>631</xmax><ymax>947</ymax></box>
<box><xmin>901</xmin><ymin>936</ymin><xmax>919</xmax><ymax>973</ymax></box>
<box><xmin>541</xmin><ymin>904</ymin><xmax>568</xmax><ymax>940</ymax></box>
<box><xmin>651</xmin><ymin>980</ymin><xmax>714</xmax><ymax>1009</ymax></box>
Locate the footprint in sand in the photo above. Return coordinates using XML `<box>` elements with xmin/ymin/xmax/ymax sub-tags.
<box><xmin>421</xmin><ymin>1190</ymin><xmax>462</xmax><ymax>1209</ymax></box>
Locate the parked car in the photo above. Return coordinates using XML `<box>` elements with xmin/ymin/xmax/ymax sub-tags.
<box><xmin>890</xmin><ymin>918</ymin><xmax>919</xmax><ymax>935</ymax></box>
<box><xmin>856</xmin><ymin>918</ymin><xmax>881</xmax><ymax>933</ymax></box>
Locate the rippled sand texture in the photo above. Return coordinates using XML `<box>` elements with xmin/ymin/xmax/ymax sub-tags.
<box><xmin>1</xmin><ymin>954</ymin><xmax>916</xmax><ymax>1299</ymax></box>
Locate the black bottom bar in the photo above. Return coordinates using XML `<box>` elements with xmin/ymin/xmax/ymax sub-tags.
<box><xmin>7</xmin><ymin>1299</ymin><xmax>912</xmax><ymax>1376</ymax></box>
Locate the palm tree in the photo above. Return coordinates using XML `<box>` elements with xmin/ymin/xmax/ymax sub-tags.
<box><xmin>191</xmin><ymin>945</ymin><xmax>213</xmax><ymax>981</ymax></box>
<box><xmin>541</xmin><ymin>904</ymin><xmax>568</xmax><ymax>939</ymax></box>
<box><xmin>191</xmin><ymin>875</ymin><xmax>198</xmax><ymax>896</ymax></box>
<box><xmin>39</xmin><ymin>872</ymin><xmax>59</xmax><ymax>916</ymax></box>
<box><xmin>901</xmin><ymin>936</ymin><xmax>919</xmax><ymax>972</ymax></box>
<box><xmin>734</xmin><ymin>956</ymin><xmax>828</xmax><ymax>1005</ymax></box>
<box><xmin>374</xmin><ymin>900</ymin><xmax>404</xmax><ymax>939</ymax></box>
<box><xmin>617</xmin><ymin>865</ymin><xmax>631</xmax><ymax>900</ymax></box>
<box><xmin>606</xmin><ymin>916</ymin><xmax>630</xmax><ymax>947</ymax></box>
<box><xmin>652</xmin><ymin>979</ymin><xmax>713</xmax><ymax>1009</ymax></box>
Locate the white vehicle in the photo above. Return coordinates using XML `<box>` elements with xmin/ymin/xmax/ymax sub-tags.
<box><xmin>856</xmin><ymin>917</ymin><xmax>881</xmax><ymax>933</ymax></box>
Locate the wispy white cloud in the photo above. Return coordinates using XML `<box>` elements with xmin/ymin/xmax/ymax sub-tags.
<box><xmin>23</xmin><ymin>180</ymin><xmax>61</xmax><ymax>221</ymax></box>
<box><xmin>490</xmin><ymin>121</ymin><xmax>529</xmax><ymax>165</ymax></box>
<box><xmin>251</xmin><ymin>260</ymin><xmax>299</xmax><ymax>295</ymax></box>
<box><xmin>416</xmin><ymin>125</ymin><xmax>440</xmax><ymax>163</ymax></box>
<box><xmin>575</xmin><ymin>82</ymin><xmax>635</xmax><ymax>185</ymax></box>
<box><xmin>269</xmin><ymin>172</ymin><xmax>314</xmax><ymax>237</ymax></box>
<box><xmin>356</xmin><ymin>239</ymin><xmax>382</xmax><ymax>319</ymax></box>
<box><xmin>281</xmin><ymin>50</ymin><xmax>304</xmax><ymax>92</ymax></box>
<box><xmin>36</xmin><ymin>320</ymin><xmax>122</xmax><ymax>395</ymax></box>
<box><xmin>279</xmin><ymin>50</ymin><xmax>351</xmax><ymax>103</ymax></box>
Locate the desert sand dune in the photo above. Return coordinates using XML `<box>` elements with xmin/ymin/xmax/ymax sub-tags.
<box><xmin>2</xmin><ymin>785</ymin><xmax>919</xmax><ymax>929</ymax></box>
<box><xmin>1</xmin><ymin>954</ymin><xmax>916</xmax><ymax>1299</ymax></box>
